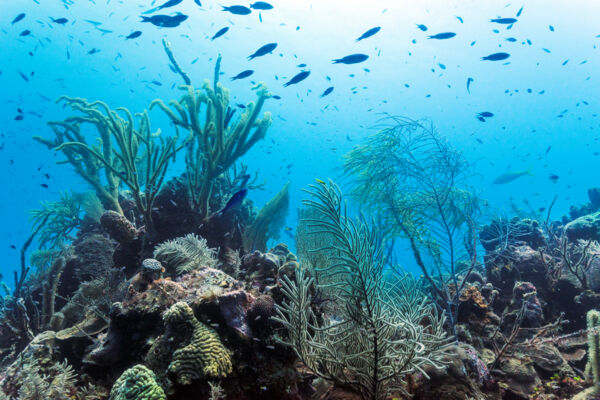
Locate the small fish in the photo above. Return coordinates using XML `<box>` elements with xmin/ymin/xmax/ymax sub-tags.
<box><xmin>151</xmin><ymin>80</ymin><xmax>162</xmax><ymax>86</ymax></box>
<box><xmin>505</xmin><ymin>37</ymin><xmax>517</xmax><ymax>42</ymax></box>
<box><xmin>236</xmin><ymin>103</ymin><xmax>246</xmax><ymax>109</ymax></box>
<box><xmin>140</xmin><ymin>13</ymin><xmax>188</xmax><ymax>28</ymax></box>
<box><xmin>416</xmin><ymin>24</ymin><xmax>428</xmax><ymax>31</ymax></box>
<box><xmin>332</xmin><ymin>53</ymin><xmax>368</xmax><ymax>64</ymax></box>
<box><xmin>142</xmin><ymin>0</ymin><xmax>183</xmax><ymax>14</ymax></box>
<box><xmin>320</xmin><ymin>86</ymin><xmax>334</xmax><ymax>97</ymax></box>
<box><xmin>211</xmin><ymin>26</ymin><xmax>229</xmax><ymax>40</ymax></box>
<box><xmin>12</xmin><ymin>13</ymin><xmax>25</xmax><ymax>24</ymax></box>
<box><xmin>218</xmin><ymin>188</ymin><xmax>248</xmax><ymax>215</ymax></box>
<box><xmin>14</xmin><ymin>114</ymin><xmax>24</xmax><ymax>121</ymax></box>
<box><xmin>19</xmin><ymin>71</ymin><xmax>29</xmax><ymax>81</ymax></box>
<box><xmin>231</xmin><ymin>69</ymin><xmax>254</xmax><ymax>80</ymax></box>
<box><xmin>549</xmin><ymin>25</ymin><xmax>555</xmax><ymax>32</ymax></box>
<box><xmin>126</xmin><ymin>30</ymin><xmax>142</xmax><ymax>39</ymax></box>
<box><xmin>297</xmin><ymin>63</ymin><xmax>306</xmax><ymax>67</ymax></box>
<box><xmin>194</xmin><ymin>0</ymin><xmax>201</xmax><ymax>5</ymax></box>
<box><xmin>222</xmin><ymin>5</ymin><xmax>252</xmax><ymax>15</ymax></box>
<box><xmin>466</xmin><ymin>77</ymin><xmax>473</xmax><ymax>93</ymax></box>
<box><xmin>478</xmin><ymin>111</ymin><xmax>494</xmax><ymax>118</ymax></box>
<box><xmin>456</xmin><ymin>16</ymin><xmax>463</xmax><ymax>23</ymax></box>
<box><xmin>428</xmin><ymin>32</ymin><xmax>456</xmax><ymax>40</ymax></box>
<box><xmin>481</xmin><ymin>52</ymin><xmax>510</xmax><ymax>61</ymax></box>
<box><xmin>549</xmin><ymin>174</ymin><xmax>559</xmax><ymax>182</ymax></box>
<box><xmin>542</xmin><ymin>48</ymin><xmax>551</xmax><ymax>53</ymax></box>
<box><xmin>250</xmin><ymin>1</ymin><xmax>273</xmax><ymax>10</ymax></box>
<box><xmin>248</xmin><ymin>43</ymin><xmax>277</xmax><ymax>60</ymax></box>
<box><xmin>40</xmin><ymin>183</ymin><xmax>49</xmax><ymax>188</ymax></box>
<box><xmin>88</xmin><ymin>48</ymin><xmax>99</xmax><ymax>54</ymax></box>
<box><xmin>516</xmin><ymin>6</ymin><xmax>524</xmax><ymax>17</ymax></box>
<box><xmin>356</xmin><ymin>26</ymin><xmax>380</xmax><ymax>41</ymax></box>
<box><xmin>20</xmin><ymin>30</ymin><xmax>31</xmax><ymax>37</ymax></box>
<box><xmin>493</xmin><ymin>170</ymin><xmax>532</xmax><ymax>184</ymax></box>
<box><xmin>490</xmin><ymin>17</ymin><xmax>518</xmax><ymax>24</ymax></box>
<box><xmin>284</xmin><ymin>70</ymin><xmax>310</xmax><ymax>87</ymax></box>
<box><xmin>272</xmin><ymin>95</ymin><xmax>281</xmax><ymax>99</ymax></box>
<box><xmin>51</xmin><ymin>17</ymin><xmax>68</xmax><ymax>24</ymax></box>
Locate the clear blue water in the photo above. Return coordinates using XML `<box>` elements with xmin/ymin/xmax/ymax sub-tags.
<box><xmin>0</xmin><ymin>0</ymin><xmax>598</xmax><ymax>280</ymax></box>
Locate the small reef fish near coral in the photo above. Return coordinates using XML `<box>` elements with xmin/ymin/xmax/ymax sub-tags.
<box><xmin>0</xmin><ymin>1</ymin><xmax>599</xmax><ymax>400</ymax></box>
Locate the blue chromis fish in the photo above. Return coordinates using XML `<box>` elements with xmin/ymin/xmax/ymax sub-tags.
<box><xmin>250</xmin><ymin>1</ymin><xmax>273</xmax><ymax>10</ymax></box>
<box><xmin>332</xmin><ymin>54</ymin><xmax>368</xmax><ymax>64</ymax></box>
<box><xmin>218</xmin><ymin>188</ymin><xmax>248</xmax><ymax>215</ymax></box>
<box><xmin>467</xmin><ymin>77</ymin><xmax>473</xmax><ymax>93</ymax></box>
<box><xmin>493</xmin><ymin>170</ymin><xmax>532</xmax><ymax>184</ymax></box>
<box><xmin>356</xmin><ymin>26</ymin><xmax>380</xmax><ymax>41</ymax></box>
<box><xmin>12</xmin><ymin>13</ymin><xmax>25</xmax><ymax>24</ymax></box>
<box><xmin>222</xmin><ymin>5</ymin><xmax>252</xmax><ymax>15</ymax></box>
<box><xmin>482</xmin><ymin>52</ymin><xmax>510</xmax><ymax>61</ymax></box>
<box><xmin>211</xmin><ymin>26</ymin><xmax>229</xmax><ymax>40</ymax></box>
<box><xmin>126</xmin><ymin>31</ymin><xmax>142</xmax><ymax>39</ymax></box>
<box><xmin>248</xmin><ymin>43</ymin><xmax>277</xmax><ymax>60</ymax></box>
<box><xmin>490</xmin><ymin>17</ymin><xmax>518</xmax><ymax>24</ymax></box>
<box><xmin>416</xmin><ymin>24</ymin><xmax>428</xmax><ymax>31</ymax></box>
<box><xmin>284</xmin><ymin>70</ymin><xmax>310</xmax><ymax>87</ymax></box>
<box><xmin>428</xmin><ymin>32</ymin><xmax>456</xmax><ymax>39</ymax></box>
<box><xmin>51</xmin><ymin>17</ymin><xmax>68</xmax><ymax>24</ymax></box>
<box><xmin>231</xmin><ymin>69</ymin><xmax>254</xmax><ymax>80</ymax></box>
<box><xmin>141</xmin><ymin>13</ymin><xmax>188</xmax><ymax>28</ymax></box>
<box><xmin>320</xmin><ymin>86</ymin><xmax>334</xmax><ymax>97</ymax></box>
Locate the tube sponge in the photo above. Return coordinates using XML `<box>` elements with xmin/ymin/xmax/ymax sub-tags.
<box><xmin>110</xmin><ymin>364</ymin><xmax>166</xmax><ymax>400</ymax></box>
<box><xmin>163</xmin><ymin>302</ymin><xmax>232</xmax><ymax>384</ymax></box>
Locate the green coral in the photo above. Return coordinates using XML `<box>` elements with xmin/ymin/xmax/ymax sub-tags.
<box><xmin>110</xmin><ymin>365</ymin><xmax>166</xmax><ymax>400</ymax></box>
<box><xmin>151</xmin><ymin>39</ymin><xmax>272</xmax><ymax>219</ymax></box>
<box><xmin>153</xmin><ymin>233</ymin><xmax>218</xmax><ymax>275</ymax></box>
<box><xmin>28</xmin><ymin>191</ymin><xmax>82</xmax><ymax>249</ymax></box>
<box><xmin>163</xmin><ymin>302</ymin><xmax>232</xmax><ymax>384</ymax></box>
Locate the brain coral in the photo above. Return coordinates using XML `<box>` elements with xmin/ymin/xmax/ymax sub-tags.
<box><xmin>109</xmin><ymin>364</ymin><xmax>166</xmax><ymax>400</ymax></box>
<box><xmin>163</xmin><ymin>302</ymin><xmax>232</xmax><ymax>384</ymax></box>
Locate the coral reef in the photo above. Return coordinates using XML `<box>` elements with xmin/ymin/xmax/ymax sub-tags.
<box><xmin>110</xmin><ymin>364</ymin><xmax>166</xmax><ymax>400</ymax></box>
<box><xmin>152</xmin><ymin>233</ymin><xmax>218</xmax><ymax>275</ymax></box>
<box><xmin>163</xmin><ymin>302</ymin><xmax>232</xmax><ymax>384</ymax></box>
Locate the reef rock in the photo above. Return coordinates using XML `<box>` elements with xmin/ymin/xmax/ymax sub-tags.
<box><xmin>565</xmin><ymin>211</ymin><xmax>600</xmax><ymax>242</ymax></box>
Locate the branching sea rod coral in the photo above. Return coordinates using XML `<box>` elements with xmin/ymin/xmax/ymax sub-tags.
<box><xmin>35</xmin><ymin>96</ymin><xmax>187</xmax><ymax>232</ymax></box>
<box><xmin>274</xmin><ymin>180</ymin><xmax>449</xmax><ymax>400</ymax></box>
<box><xmin>151</xmin><ymin>39</ymin><xmax>273</xmax><ymax>219</ymax></box>
<box><xmin>163</xmin><ymin>302</ymin><xmax>232</xmax><ymax>384</ymax></box>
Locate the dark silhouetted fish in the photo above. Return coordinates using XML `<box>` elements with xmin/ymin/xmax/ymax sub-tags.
<box><xmin>14</xmin><ymin>114</ymin><xmax>24</xmax><ymax>121</ymax></box>
<box><xmin>516</xmin><ymin>6</ymin><xmax>524</xmax><ymax>17</ymax></box>
<box><xmin>478</xmin><ymin>111</ymin><xmax>494</xmax><ymax>118</ymax></box>
<box><xmin>231</xmin><ymin>69</ymin><xmax>254</xmax><ymax>80</ymax></box>
<box><xmin>126</xmin><ymin>31</ymin><xmax>142</xmax><ymax>39</ymax></box>
<box><xmin>356</xmin><ymin>26</ymin><xmax>380</xmax><ymax>41</ymax></box>
<box><xmin>481</xmin><ymin>52</ymin><xmax>510</xmax><ymax>61</ymax></box>
<box><xmin>218</xmin><ymin>188</ymin><xmax>248</xmax><ymax>215</ymax></box>
<box><xmin>320</xmin><ymin>86</ymin><xmax>334</xmax><ymax>97</ymax></box>
<box><xmin>416</xmin><ymin>24</ymin><xmax>428</xmax><ymax>31</ymax></box>
<box><xmin>250</xmin><ymin>1</ymin><xmax>273</xmax><ymax>10</ymax></box>
<box><xmin>248</xmin><ymin>43</ymin><xmax>277</xmax><ymax>60</ymax></box>
<box><xmin>20</xmin><ymin>30</ymin><xmax>31</xmax><ymax>37</ymax></box>
<box><xmin>332</xmin><ymin>54</ymin><xmax>368</xmax><ymax>64</ymax></box>
<box><xmin>222</xmin><ymin>5</ymin><xmax>251</xmax><ymax>15</ymax></box>
<box><xmin>194</xmin><ymin>0</ymin><xmax>201</xmax><ymax>5</ymax></box>
<box><xmin>12</xmin><ymin>13</ymin><xmax>25</xmax><ymax>24</ymax></box>
<box><xmin>549</xmin><ymin>25</ymin><xmax>555</xmax><ymax>32</ymax></box>
<box><xmin>456</xmin><ymin>16</ymin><xmax>463</xmax><ymax>23</ymax></box>
<box><xmin>284</xmin><ymin>70</ymin><xmax>310</xmax><ymax>87</ymax></box>
<box><xmin>490</xmin><ymin>17</ymin><xmax>517</xmax><ymax>24</ymax></box>
<box><xmin>467</xmin><ymin>77</ymin><xmax>473</xmax><ymax>93</ymax></box>
<box><xmin>428</xmin><ymin>32</ymin><xmax>455</xmax><ymax>39</ymax></box>
<box><xmin>142</xmin><ymin>0</ymin><xmax>183</xmax><ymax>14</ymax></box>
<box><xmin>141</xmin><ymin>13</ymin><xmax>188</xmax><ymax>28</ymax></box>
<box><xmin>211</xmin><ymin>26</ymin><xmax>229</xmax><ymax>40</ymax></box>
<box><xmin>51</xmin><ymin>17</ymin><xmax>68</xmax><ymax>24</ymax></box>
<box><xmin>297</xmin><ymin>63</ymin><xmax>306</xmax><ymax>67</ymax></box>
<box><xmin>505</xmin><ymin>37</ymin><xmax>517</xmax><ymax>42</ymax></box>
<box><xmin>88</xmin><ymin>48</ymin><xmax>99</xmax><ymax>54</ymax></box>
<box><xmin>493</xmin><ymin>170</ymin><xmax>532</xmax><ymax>184</ymax></box>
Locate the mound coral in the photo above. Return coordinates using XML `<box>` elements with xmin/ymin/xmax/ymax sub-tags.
<box><xmin>153</xmin><ymin>233</ymin><xmax>218</xmax><ymax>275</ymax></box>
<box><xmin>163</xmin><ymin>302</ymin><xmax>232</xmax><ymax>384</ymax></box>
<box><xmin>110</xmin><ymin>364</ymin><xmax>166</xmax><ymax>400</ymax></box>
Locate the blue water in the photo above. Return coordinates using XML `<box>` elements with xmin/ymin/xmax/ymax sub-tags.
<box><xmin>0</xmin><ymin>0</ymin><xmax>598</xmax><ymax>280</ymax></box>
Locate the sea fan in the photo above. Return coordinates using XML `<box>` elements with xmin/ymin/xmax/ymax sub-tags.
<box><xmin>153</xmin><ymin>233</ymin><xmax>218</xmax><ymax>275</ymax></box>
